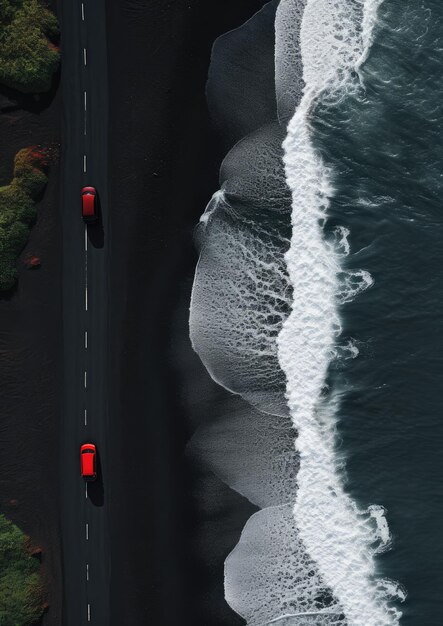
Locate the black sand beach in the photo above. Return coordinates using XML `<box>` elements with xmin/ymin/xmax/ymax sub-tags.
<box><xmin>106</xmin><ymin>1</ymin><xmax>266</xmax><ymax>623</ymax></box>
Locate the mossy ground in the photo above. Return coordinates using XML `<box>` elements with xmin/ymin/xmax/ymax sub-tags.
<box><xmin>0</xmin><ymin>146</ymin><xmax>49</xmax><ymax>291</ymax></box>
<box><xmin>0</xmin><ymin>0</ymin><xmax>59</xmax><ymax>93</ymax></box>
<box><xmin>0</xmin><ymin>514</ymin><xmax>45</xmax><ymax>625</ymax></box>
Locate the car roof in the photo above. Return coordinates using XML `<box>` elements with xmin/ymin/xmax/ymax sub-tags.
<box><xmin>82</xmin><ymin>453</ymin><xmax>95</xmax><ymax>475</ymax></box>
<box><xmin>82</xmin><ymin>192</ymin><xmax>95</xmax><ymax>216</ymax></box>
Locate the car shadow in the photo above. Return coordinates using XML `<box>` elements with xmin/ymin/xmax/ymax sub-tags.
<box><xmin>88</xmin><ymin>451</ymin><xmax>104</xmax><ymax>507</ymax></box>
<box><xmin>87</xmin><ymin>219</ymin><xmax>104</xmax><ymax>249</ymax></box>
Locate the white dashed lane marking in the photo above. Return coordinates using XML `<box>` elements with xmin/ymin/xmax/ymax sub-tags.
<box><xmin>83</xmin><ymin>154</ymin><xmax>87</xmax><ymax>172</ymax></box>
<box><xmin>84</xmin><ymin>408</ymin><xmax>87</xmax><ymax>426</ymax></box>
<box><xmin>86</xmin><ymin>563</ymin><xmax>89</xmax><ymax>581</ymax></box>
<box><xmin>85</xmin><ymin>523</ymin><xmax>89</xmax><ymax>540</ymax></box>
<box><xmin>83</xmin><ymin>92</ymin><xmax>87</xmax><ymax>135</ymax></box>
<box><xmin>87</xmin><ymin>603</ymin><xmax>91</xmax><ymax>622</ymax></box>
<box><xmin>84</xmin><ymin>330</ymin><xmax>88</xmax><ymax>348</ymax></box>
<box><xmin>83</xmin><ymin>48</ymin><xmax>87</xmax><ymax>66</ymax></box>
<box><xmin>81</xmin><ymin>2</ymin><xmax>84</xmax><ymax>20</ymax></box>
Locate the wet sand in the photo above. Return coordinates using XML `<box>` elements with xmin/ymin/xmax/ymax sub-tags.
<box><xmin>106</xmin><ymin>1</ymin><xmax>266</xmax><ymax>623</ymax></box>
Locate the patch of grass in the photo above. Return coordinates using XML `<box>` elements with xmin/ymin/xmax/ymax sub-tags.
<box><xmin>0</xmin><ymin>0</ymin><xmax>59</xmax><ymax>93</ymax></box>
<box><xmin>0</xmin><ymin>514</ymin><xmax>45</xmax><ymax>625</ymax></box>
<box><xmin>0</xmin><ymin>146</ymin><xmax>49</xmax><ymax>291</ymax></box>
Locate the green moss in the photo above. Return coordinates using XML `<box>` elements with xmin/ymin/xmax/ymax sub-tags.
<box><xmin>0</xmin><ymin>0</ymin><xmax>59</xmax><ymax>93</ymax></box>
<box><xmin>0</xmin><ymin>514</ymin><xmax>45</xmax><ymax>625</ymax></box>
<box><xmin>0</xmin><ymin>146</ymin><xmax>48</xmax><ymax>291</ymax></box>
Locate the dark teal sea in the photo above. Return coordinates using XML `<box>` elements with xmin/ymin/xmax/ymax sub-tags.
<box><xmin>313</xmin><ymin>1</ymin><xmax>443</xmax><ymax>623</ymax></box>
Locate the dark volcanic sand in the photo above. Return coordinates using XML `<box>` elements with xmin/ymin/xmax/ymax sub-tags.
<box><xmin>106</xmin><ymin>1</ymin><xmax>267</xmax><ymax>624</ymax></box>
<box><xmin>0</xmin><ymin>66</ymin><xmax>62</xmax><ymax>625</ymax></box>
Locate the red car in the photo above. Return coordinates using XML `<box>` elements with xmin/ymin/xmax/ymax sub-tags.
<box><xmin>80</xmin><ymin>443</ymin><xmax>97</xmax><ymax>481</ymax></box>
<box><xmin>81</xmin><ymin>186</ymin><xmax>98</xmax><ymax>223</ymax></box>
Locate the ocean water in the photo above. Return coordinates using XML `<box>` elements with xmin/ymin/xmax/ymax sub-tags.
<box><xmin>314</xmin><ymin>1</ymin><xmax>443</xmax><ymax>624</ymax></box>
<box><xmin>190</xmin><ymin>0</ymin><xmax>443</xmax><ymax>624</ymax></box>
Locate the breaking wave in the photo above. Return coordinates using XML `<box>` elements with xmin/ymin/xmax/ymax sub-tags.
<box><xmin>277</xmin><ymin>0</ymin><xmax>404</xmax><ymax>624</ymax></box>
<box><xmin>189</xmin><ymin>0</ymin><xmax>405</xmax><ymax>624</ymax></box>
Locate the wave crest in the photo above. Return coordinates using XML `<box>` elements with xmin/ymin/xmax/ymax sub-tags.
<box><xmin>277</xmin><ymin>0</ymin><xmax>402</xmax><ymax>624</ymax></box>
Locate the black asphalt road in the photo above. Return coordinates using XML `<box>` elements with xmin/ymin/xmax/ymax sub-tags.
<box><xmin>58</xmin><ymin>0</ymin><xmax>110</xmax><ymax>623</ymax></box>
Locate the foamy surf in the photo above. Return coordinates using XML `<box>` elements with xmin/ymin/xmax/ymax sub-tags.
<box><xmin>277</xmin><ymin>0</ymin><xmax>404</xmax><ymax>624</ymax></box>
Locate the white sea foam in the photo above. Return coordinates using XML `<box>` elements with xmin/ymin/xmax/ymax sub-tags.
<box><xmin>275</xmin><ymin>0</ymin><xmax>307</xmax><ymax>123</ymax></box>
<box><xmin>337</xmin><ymin>268</ymin><xmax>374</xmax><ymax>303</ymax></box>
<box><xmin>334</xmin><ymin>338</ymin><xmax>359</xmax><ymax>360</ymax></box>
<box><xmin>190</xmin><ymin>125</ymin><xmax>293</xmax><ymax>417</ymax></box>
<box><xmin>277</xmin><ymin>1</ymin><xmax>403</xmax><ymax>625</ymax></box>
<box><xmin>225</xmin><ymin>504</ymin><xmax>345</xmax><ymax>625</ymax></box>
